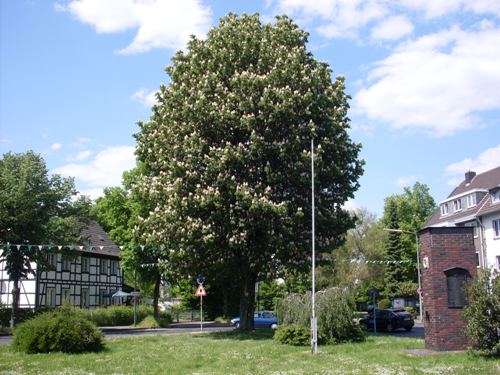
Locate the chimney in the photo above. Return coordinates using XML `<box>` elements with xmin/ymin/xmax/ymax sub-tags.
<box><xmin>465</xmin><ymin>171</ymin><xmax>476</xmax><ymax>184</ymax></box>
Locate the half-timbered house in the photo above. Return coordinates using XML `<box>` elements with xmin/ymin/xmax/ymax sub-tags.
<box><xmin>0</xmin><ymin>222</ymin><xmax>124</xmax><ymax>309</ymax></box>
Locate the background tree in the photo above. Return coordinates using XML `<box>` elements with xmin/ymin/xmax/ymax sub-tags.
<box><xmin>0</xmin><ymin>151</ymin><xmax>90</xmax><ymax>326</ymax></box>
<box><xmin>134</xmin><ymin>14</ymin><xmax>363</xmax><ymax>330</ymax></box>
<box><xmin>326</xmin><ymin>208</ymin><xmax>386</xmax><ymax>306</ymax></box>
<box><xmin>381</xmin><ymin>182</ymin><xmax>436</xmax><ymax>299</ymax></box>
<box><xmin>94</xmin><ymin>166</ymin><xmax>165</xmax><ymax>319</ymax></box>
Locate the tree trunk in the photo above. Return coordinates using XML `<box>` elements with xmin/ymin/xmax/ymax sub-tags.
<box><xmin>153</xmin><ymin>270</ymin><xmax>161</xmax><ymax>320</ymax></box>
<box><xmin>238</xmin><ymin>269</ymin><xmax>256</xmax><ymax>331</ymax></box>
<box><xmin>10</xmin><ymin>278</ymin><xmax>20</xmax><ymax>329</ymax></box>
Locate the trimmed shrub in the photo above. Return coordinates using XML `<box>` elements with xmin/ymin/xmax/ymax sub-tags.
<box><xmin>13</xmin><ymin>307</ymin><xmax>104</xmax><ymax>354</ymax></box>
<box><xmin>274</xmin><ymin>324</ymin><xmax>310</xmax><ymax>346</ymax></box>
<box><xmin>276</xmin><ymin>287</ymin><xmax>365</xmax><ymax>345</ymax></box>
<box><xmin>80</xmin><ymin>305</ymin><xmax>172</xmax><ymax>327</ymax></box>
<box><xmin>137</xmin><ymin>316</ymin><xmax>161</xmax><ymax>329</ymax></box>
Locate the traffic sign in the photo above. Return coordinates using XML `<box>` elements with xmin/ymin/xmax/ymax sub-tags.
<box><xmin>195</xmin><ymin>284</ymin><xmax>207</xmax><ymax>297</ymax></box>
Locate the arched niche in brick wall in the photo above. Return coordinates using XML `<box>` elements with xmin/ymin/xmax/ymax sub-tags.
<box><xmin>444</xmin><ymin>267</ymin><xmax>472</xmax><ymax>308</ymax></box>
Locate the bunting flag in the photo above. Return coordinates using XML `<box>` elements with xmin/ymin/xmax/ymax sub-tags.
<box><xmin>0</xmin><ymin>243</ymin><xmax>170</xmax><ymax>253</ymax></box>
<box><xmin>336</xmin><ymin>258</ymin><xmax>412</xmax><ymax>265</ymax></box>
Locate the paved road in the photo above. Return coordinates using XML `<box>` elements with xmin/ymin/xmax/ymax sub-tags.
<box><xmin>364</xmin><ymin>322</ymin><xmax>424</xmax><ymax>339</ymax></box>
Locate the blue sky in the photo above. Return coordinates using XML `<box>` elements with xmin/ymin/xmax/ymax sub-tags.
<box><xmin>1</xmin><ymin>0</ymin><xmax>499</xmax><ymax>217</ymax></box>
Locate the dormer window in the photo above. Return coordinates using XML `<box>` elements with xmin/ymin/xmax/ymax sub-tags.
<box><xmin>466</xmin><ymin>194</ymin><xmax>476</xmax><ymax>208</ymax></box>
<box><xmin>453</xmin><ymin>199</ymin><xmax>462</xmax><ymax>211</ymax></box>
<box><xmin>492</xmin><ymin>191</ymin><xmax>500</xmax><ymax>204</ymax></box>
<box><xmin>441</xmin><ymin>203</ymin><xmax>449</xmax><ymax>216</ymax></box>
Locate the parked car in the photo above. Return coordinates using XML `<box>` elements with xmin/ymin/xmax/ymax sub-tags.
<box><xmin>231</xmin><ymin>311</ymin><xmax>278</xmax><ymax>329</ymax></box>
<box><xmin>359</xmin><ymin>309</ymin><xmax>414</xmax><ymax>332</ymax></box>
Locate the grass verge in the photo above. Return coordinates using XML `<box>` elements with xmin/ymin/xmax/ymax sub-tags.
<box><xmin>0</xmin><ymin>330</ymin><xmax>498</xmax><ymax>374</ymax></box>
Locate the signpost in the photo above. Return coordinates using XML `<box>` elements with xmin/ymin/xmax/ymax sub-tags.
<box><xmin>195</xmin><ymin>278</ymin><xmax>207</xmax><ymax>331</ymax></box>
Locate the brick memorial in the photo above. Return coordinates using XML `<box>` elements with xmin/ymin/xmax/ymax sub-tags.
<box><xmin>418</xmin><ymin>227</ymin><xmax>476</xmax><ymax>351</ymax></box>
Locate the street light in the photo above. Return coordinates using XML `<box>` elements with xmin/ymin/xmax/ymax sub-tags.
<box><xmin>384</xmin><ymin>228</ymin><xmax>423</xmax><ymax>323</ymax></box>
<box><xmin>310</xmin><ymin>138</ymin><xmax>318</xmax><ymax>354</ymax></box>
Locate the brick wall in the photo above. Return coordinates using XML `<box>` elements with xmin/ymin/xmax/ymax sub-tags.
<box><xmin>418</xmin><ymin>226</ymin><xmax>476</xmax><ymax>351</ymax></box>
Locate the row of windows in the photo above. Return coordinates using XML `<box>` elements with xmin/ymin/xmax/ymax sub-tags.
<box><xmin>45</xmin><ymin>287</ymin><xmax>118</xmax><ymax>308</ymax></box>
<box><xmin>45</xmin><ymin>254</ymin><xmax>120</xmax><ymax>275</ymax></box>
<box><xmin>441</xmin><ymin>191</ymin><xmax>499</xmax><ymax>217</ymax></box>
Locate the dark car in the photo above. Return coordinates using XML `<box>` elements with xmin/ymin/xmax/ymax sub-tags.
<box><xmin>359</xmin><ymin>309</ymin><xmax>414</xmax><ymax>332</ymax></box>
<box><xmin>231</xmin><ymin>311</ymin><xmax>278</xmax><ymax>329</ymax></box>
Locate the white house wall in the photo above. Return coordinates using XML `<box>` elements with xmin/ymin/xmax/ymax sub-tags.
<box><xmin>0</xmin><ymin>252</ymin><xmax>37</xmax><ymax>308</ymax></box>
<box><xmin>1</xmin><ymin>250</ymin><xmax>122</xmax><ymax>309</ymax></box>
<box><xmin>482</xmin><ymin>212</ymin><xmax>500</xmax><ymax>270</ymax></box>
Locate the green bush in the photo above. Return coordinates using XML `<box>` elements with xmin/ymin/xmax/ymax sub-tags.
<box><xmin>276</xmin><ymin>287</ymin><xmax>365</xmax><ymax>345</ymax></box>
<box><xmin>377</xmin><ymin>299</ymin><xmax>391</xmax><ymax>309</ymax></box>
<box><xmin>13</xmin><ymin>307</ymin><xmax>104</xmax><ymax>354</ymax></box>
<box><xmin>273</xmin><ymin>324</ymin><xmax>310</xmax><ymax>346</ymax></box>
<box><xmin>463</xmin><ymin>269</ymin><xmax>500</xmax><ymax>357</ymax></box>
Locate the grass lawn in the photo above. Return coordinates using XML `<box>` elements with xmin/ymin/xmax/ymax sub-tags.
<box><xmin>0</xmin><ymin>330</ymin><xmax>498</xmax><ymax>374</ymax></box>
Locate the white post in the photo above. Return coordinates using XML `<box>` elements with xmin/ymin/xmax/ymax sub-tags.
<box><xmin>311</xmin><ymin>139</ymin><xmax>318</xmax><ymax>354</ymax></box>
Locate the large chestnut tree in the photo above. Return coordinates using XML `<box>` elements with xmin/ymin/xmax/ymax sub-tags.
<box><xmin>135</xmin><ymin>14</ymin><xmax>363</xmax><ymax>330</ymax></box>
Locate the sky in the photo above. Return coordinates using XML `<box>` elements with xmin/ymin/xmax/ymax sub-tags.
<box><xmin>1</xmin><ymin>0</ymin><xmax>500</xmax><ymax>217</ymax></box>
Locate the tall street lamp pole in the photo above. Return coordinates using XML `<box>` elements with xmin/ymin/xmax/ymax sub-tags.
<box><xmin>384</xmin><ymin>228</ymin><xmax>423</xmax><ymax>323</ymax></box>
<box><xmin>311</xmin><ymin>139</ymin><xmax>318</xmax><ymax>354</ymax></box>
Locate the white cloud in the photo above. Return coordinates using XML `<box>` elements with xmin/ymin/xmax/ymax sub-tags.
<box><xmin>445</xmin><ymin>144</ymin><xmax>500</xmax><ymax>186</ymax></box>
<box><xmin>396</xmin><ymin>175</ymin><xmax>419</xmax><ymax>188</ymax></box>
<box><xmin>398</xmin><ymin>0</ymin><xmax>500</xmax><ymax>19</ymax></box>
<box><xmin>370</xmin><ymin>15</ymin><xmax>414</xmax><ymax>40</ymax></box>
<box><xmin>53</xmin><ymin>146</ymin><xmax>136</xmax><ymax>196</ymax></box>
<box><xmin>56</xmin><ymin>0</ymin><xmax>212</xmax><ymax>54</ymax></box>
<box><xmin>268</xmin><ymin>0</ymin><xmax>500</xmax><ymax>41</ymax></box>
<box><xmin>50</xmin><ymin>142</ymin><xmax>62</xmax><ymax>150</ymax></box>
<box><xmin>131</xmin><ymin>88</ymin><xmax>158</xmax><ymax>107</ymax></box>
<box><xmin>342</xmin><ymin>200</ymin><xmax>358</xmax><ymax>212</ymax></box>
<box><xmin>73</xmin><ymin>150</ymin><xmax>93</xmax><ymax>161</ymax></box>
<box><xmin>354</xmin><ymin>25</ymin><xmax>500</xmax><ymax>136</ymax></box>
<box><xmin>272</xmin><ymin>0</ymin><xmax>388</xmax><ymax>39</ymax></box>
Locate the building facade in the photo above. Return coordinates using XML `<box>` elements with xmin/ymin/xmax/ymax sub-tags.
<box><xmin>0</xmin><ymin>222</ymin><xmax>123</xmax><ymax>309</ymax></box>
<box><xmin>425</xmin><ymin>166</ymin><xmax>500</xmax><ymax>271</ymax></box>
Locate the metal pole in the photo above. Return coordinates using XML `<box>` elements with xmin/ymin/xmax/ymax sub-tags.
<box><xmin>311</xmin><ymin>139</ymin><xmax>318</xmax><ymax>354</ymax></box>
<box><xmin>200</xmin><ymin>295</ymin><xmax>203</xmax><ymax>332</ymax></box>
<box><xmin>134</xmin><ymin>267</ymin><xmax>137</xmax><ymax>327</ymax></box>
<box><xmin>415</xmin><ymin>232</ymin><xmax>423</xmax><ymax>323</ymax></box>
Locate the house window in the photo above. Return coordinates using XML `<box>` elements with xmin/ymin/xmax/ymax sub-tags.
<box><xmin>467</xmin><ymin>194</ymin><xmax>476</xmax><ymax>207</ymax></box>
<box><xmin>453</xmin><ymin>199</ymin><xmax>462</xmax><ymax>211</ymax></box>
<box><xmin>47</xmin><ymin>253</ymin><xmax>57</xmax><ymax>269</ymax></box>
<box><xmin>111</xmin><ymin>260</ymin><xmax>119</xmax><ymax>275</ymax></box>
<box><xmin>445</xmin><ymin>268</ymin><xmax>471</xmax><ymax>308</ymax></box>
<box><xmin>81</xmin><ymin>257</ymin><xmax>90</xmax><ymax>273</ymax></box>
<box><xmin>493</xmin><ymin>219</ymin><xmax>500</xmax><ymax>238</ymax></box>
<box><xmin>441</xmin><ymin>203</ymin><xmax>449</xmax><ymax>215</ymax></box>
<box><xmin>81</xmin><ymin>289</ymin><xmax>89</xmax><ymax>308</ymax></box>
<box><xmin>99</xmin><ymin>289</ymin><xmax>107</xmax><ymax>306</ymax></box>
<box><xmin>492</xmin><ymin>191</ymin><xmax>500</xmax><ymax>203</ymax></box>
<box><xmin>62</xmin><ymin>288</ymin><xmax>71</xmax><ymax>304</ymax></box>
<box><xmin>46</xmin><ymin>287</ymin><xmax>56</xmax><ymax>307</ymax></box>
<box><xmin>62</xmin><ymin>257</ymin><xmax>71</xmax><ymax>271</ymax></box>
<box><xmin>475</xmin><ymin>252</ymin><xmax>480</xmax><ymax>267</ymax></box>
<box><xmin>100</xmin><ymin>258</ymin><xmax>108</xmax><ymax>274</ymax></box>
